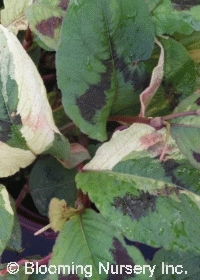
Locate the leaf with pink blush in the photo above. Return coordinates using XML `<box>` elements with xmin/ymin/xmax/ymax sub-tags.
<box><xmin>0</xmin><ymin>25</ymin><xmax>70</xmax><ymax>177</ymax></box>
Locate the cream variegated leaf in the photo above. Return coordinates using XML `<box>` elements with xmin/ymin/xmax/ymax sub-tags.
<box><xmin>77</xmin><ymin>123</ymin><xmax>200</xmax><ymax>253</ymax></box>
<box><xmin>1</xmin><ymin>0</ymin><xmax>33</xmax><ymax>35</ymax></box>
<box><xmin>0</xmin><ymin>184</ymin><xmax>14</xmax><ymax>255</ymax></box>
<box><xmin>83</xmin><ymin>123</ymin><xmax>176</xmax><ymax>171</ymax></box>
<box><xmin>0</xmin><ymin>144</ymin><xmax>36</xmax><ymax>177</ymax></box>
<box><xmin>25</xmin><ymin>0</ymin><xmax>69</xmax><ymax>50</ymax></box>
<box><xmin>0</xmin><ymin>24</ymin><xmax>70</xmax><ymax>177</ymax></box>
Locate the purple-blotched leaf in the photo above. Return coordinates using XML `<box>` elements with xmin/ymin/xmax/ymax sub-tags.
<box><xmin>1</xmin><ymin>0</ymin><xmax>33</xmax><ymax>35</ymax></box>
<box><xmin>25</xmin><ymin>0</ymin><xmax>69</xmax><ymax>50</ymax></box>
<box><xmin>57</xmin><ymin>0</ymin><xmax>155</xmax><ymax>141</ymax></box>
<box><xmin>151</xmin><ymin>248</ymin><xmax>200</xmax><ymax>279</ymax></box>
<box><xmin>49</xmin><ymin>209</ymin><xmax>152</xmax><ymax>279</ymax></box>
<box><xmin>77</xmin><ymin>123</ymin><xmax>200</xmax><ymax>253</ymax></box>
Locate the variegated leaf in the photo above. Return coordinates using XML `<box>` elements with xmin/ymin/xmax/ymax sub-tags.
<box><xmin>0</xmin><ymin>24</ymin><xmax>70</xmax><ymax>177</ymax></box>
<box><xmin>170</xmin><ymin>91</ymin><xmax>200</xmax><ymax>170</ymax></box>
<box><xmin>57</xmin><ymin>0</ymin><xmax>155</xmax><ymax>141</ymax></box>
<box><xmin>77</xmin><ymin>123</ymin><xmax>200</xmax><ymax>252</ymax></box>
<box><xmin>25</xmin><ymin>0</ymin><xmax>69</xmax><ymax>50</ymax></box>
<box><xmin>0</xmin><ymin>184</ymin><xmax>14</xmax><ymax>255</ymax></box>
<box><xmin>1</xmin><ymin>0</ymin><xmax>33</xmax><ymax>35</ymax></box>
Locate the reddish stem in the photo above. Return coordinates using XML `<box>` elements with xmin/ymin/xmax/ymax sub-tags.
<box><xmin>15</xmin><ymin>183</ymin><xmax>30</xmax><ymax>209</ymax></box>
<box><xmin>0</xmin><ymin>254</ymin><xmax>52</xmax><ymax>275</ymax></box>
<box><xmin>75</xmin><ymin>189</ymin><xmax>90</xmax><ymax>209</ymax></box>
<box><xmin>78</xmin><ymin>133</ymin><xmax>90</xmax><ymax>149</ymax></box>
<box><xmin>60</xmin><ymin>123</ymin><xmax>77</xmax><ymax>134</ymax></box>
<box><xmin>108</xmin><ymin>115</ymin><xmax>151</xmax><ymax>125</ymax></box>
<box><xmin>42</xmin><ymin>73</ymin><xmax>56</xmax><ymax>83</ymax></box>
<box><xmin>162</xmin><ymin>110</ymin><xmax>199</xmax><ymax>121</ymax></box>
<box><xmin>22</xmin><ymin>27</ymin><xmax>33</xmax><ymax>51</ymax></box>
<box><xmin>74</xmin><ymin>133</ymin><xmax>90</xmax><ymax>209</ymax></box>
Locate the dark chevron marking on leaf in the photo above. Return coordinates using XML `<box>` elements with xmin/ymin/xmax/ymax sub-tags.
<box><xmin>59</xmin><ymin>0</ymin><xmax>69</xmax><ymax>10</ymax></box>
<box><xmin>12</xmin><ymin>113</ymin><xmax>22</xmax><ymax>125</ymax></box>
<box><xmin>161</xmin><ymin>159</ymin><xmax>186</xmax><ymax>189</ymax></box>
<box><xmin>195</xmin><ymin>97</ymin><xmax>200</xmax><ymax>106</ymax></box>
<box><xmin>0</xmin><ymin>120</ymin><xmax>13</xmax><ymax>142</ymax></box>
<box><xmin>193</xmin><ymin>151</ymin><xmax>200</xmax><ymax>162</ymax></box>
<box><xmin>113</xmin><ymin>53</ymin><xmax>131</xmax><ymax>83</ymax></box>
<box><xmin>76</xmin><ymin>59</ymin><xmax>112</xmax><ymax>124</ymax></box>
<box><xmin>113</xmin><ymin>192</ymin><xmax>157</xmax><ymax>221</ymax></box>
<box><xmin>163</xmin><ymin>81</ymin><xmax>182</xmax><ymax>110</ymax></box>
<box><xmin>132</xmin><ymin>68</ymin><xmax>149</xmax><ymax>92</ymax></box>
<box><xmin>0</xmin><ymin>114</ymin><xmax>22</xmax><ymax>142</ymax></box>
<box><xmin>36</xmin><ymin>17</ymin><xmax>62</xmax><ymax>38</ymax></box>
<box><xmin>113</xmin><ymin>50</ymin><xmax>149</xmax><ymax>91</ymax></box>
<box><xmin>108</xmin><ymin>237</ymin><xmax>135</xmax><ymax>280</ymax></box>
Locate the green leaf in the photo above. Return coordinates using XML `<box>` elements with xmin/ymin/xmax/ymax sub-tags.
<box><xmin>170</xmin><ymin>92</ymin><xmax>200</xmax><ymax>170</ymax></box>
<box><xmin>76</xmin><ymin>123</ymin><xmax>200</xmax><ymax>253</ymax></box>
<box><xmin>160</xmin><ymin>38</ymin><xmax>196</xmax><ymax>97</ymax></box>
<box><xmin>150</xmin><ymin>248</ymin><xmax>200</xmax><ymax>279</ymax></box>
<box><xmin>29</xmin><ymin>273</ymin><xmax>49</xmax><ymax>280</ymax></box>
<box><xmin>0</xmin><ymin>184</ymin><xmax>14</xmax><ymax>255</ymax></box>
<box><xmin>57</xmin><ymin>0</ymin><xmax>155</xmax><ymax>141</ymax></box>
<box><xmin>48</xmin><ymin>91</ymin><xmax>71</xmax><ymax>128</ymax></box>
<box><xmin>63</xmin><ymin>143</ymin><xmax>91</xmax><ymax>169</ymax></box>
<box><xmin>29</xmin><ymin>156</ymin><xmax>77</xmax><ymax>216</ymax></box>
<box><xmin>49</xmin><ymin>209</ymin><xmax>153</xmax><ymax>280</ymax></box>
<box><xmin>6</xmin><ymin>196</ymin><xmax>22</xmax><ymax>252</ymax></box>
<box><xmin>189</xmin><ymin>5</ymin><xmax>200</xmax><ymax>25</ymax></box>
<box><xmin>178</xmin><ymin>33</ymin><xmax>200</xmax><ymax>65</ymax></box>
<box><xmin>0</xmin><ymin>24</ymin><xmax>70</xmax><ymax>177</ymax></box>
<box><xmin>145</xmin><ymin>0</ymin><xmax>162</xmax><ymax>12</ymax></box>
<box><xmin>1</xmin><ymin>0</ymin><xmax>33</xmax><ymax>35</ymax></box>
<box><xmin>175</xmin><ymin>31</ymin><xmax>200</xmax><ymax>53</ymax></box>
<box><xmin>150</xmin><ymin>0</ymin><xmax>200</xmax><ymax>36</ymax></box>
<box><xmin>0</xmin><ymin>267</ymin><xmax>25</xmax><ymax>280</ymax></box>
<box><xmin>146</xmin><ymin>37</ymin><xmax>196</xmax><ymax>117</ymax></box>
<box><xmin>28</xmin><ymin>45</ymin><xmax>41</xmax><ymax>67</ymax></box>
<box><xmin>25</xmin><ymin>0</ymin><xmax>68</xmax><ymax>50</ymax></box>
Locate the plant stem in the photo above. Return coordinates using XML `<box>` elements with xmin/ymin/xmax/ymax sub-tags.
<box><xmin>75</xmin><ymin>188</ymin><xmax>90</xmax><ymax>209</ymax></box>
<box><xmin>0</xmin><ymin>254</ymin><xmax>52</xmax><ymax>275</ymax></box>
<box><xmin>109</xmin><ymin>109</ymin><xmax>200</xmax><ymax>129</ymax></box>
<box><xmin>42</xmin><ymin>73</ymin><xmax>56</xmax><ymax>83</ymax></box>
<box><xmin>15</xmin><ymin>182</ymin><xmax>30</xmax><ymax>209</ymax></box>
<box><xmin>22</xmin><ymin>27</ymin><xmax>33</xmax><ymax>51</ymax></box>
<box><xmin>162</xmin><ymin>110</ymin><xmax>200</xmax><ymax>121</ymax></box>
<box><xmin>108</xmin><ymin>115</ymin><xmax>151</xmax><ymax>125</ymax></box>
<box><xmin>34</xmin><ymin>224</ymin><xmax>51</xmax><ymax>236</ymax></box>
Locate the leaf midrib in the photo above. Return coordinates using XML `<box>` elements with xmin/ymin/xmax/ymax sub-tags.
<box><xmin>77</xmin><ymin>214</ymin><xmax>100</xmax><ymax>278</ymax></box>
<box><xmin>89</xmin><ymin>169</ymin><xmax>189</xmax><ymax>192</ymax></box>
